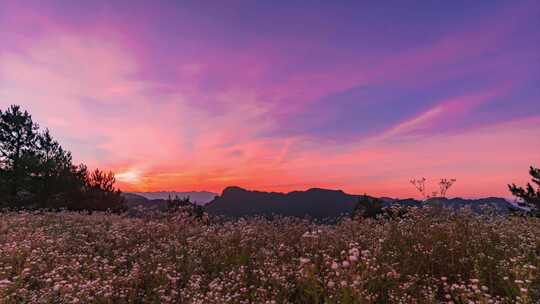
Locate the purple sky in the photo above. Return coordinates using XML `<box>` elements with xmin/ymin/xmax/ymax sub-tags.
<box><xmin>1</xmin><ymin>0</ymin><xmax>539</xmax><ymax>198</ymax></box>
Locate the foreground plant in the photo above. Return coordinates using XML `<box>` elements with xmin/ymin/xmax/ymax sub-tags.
<box><xmin>0</xmin><ymin>208</ymin><xmax>538</xmax><ymax>303</ymax></box>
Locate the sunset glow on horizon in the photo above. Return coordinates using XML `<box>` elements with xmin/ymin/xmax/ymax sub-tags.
<box><xmin>1</xmin><ymin>0</ymin><xmax>539</xmax><ymax>198</ymax></box>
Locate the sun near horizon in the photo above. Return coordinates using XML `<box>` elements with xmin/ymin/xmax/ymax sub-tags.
<box><xmin>1</xmin><ymin>0</ymin><xmax>539</xmax><ymax>199</ymax></box>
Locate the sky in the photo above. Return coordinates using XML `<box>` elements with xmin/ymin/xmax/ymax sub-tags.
<box><xmin>1</xmin><ymin>0</ymin><xmax>539</xmax><ymax>198</ymax></box>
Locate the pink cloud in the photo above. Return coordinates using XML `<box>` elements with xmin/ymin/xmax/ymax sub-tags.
<box><xmin>378</xmin><ymin>86</ymin><xmax>510</xmax><ymax>140</ymax></box>
<box><xmin>1</xmin><ymin>1</ymin><xmax>538</xmax><ymax>199</ymax></box>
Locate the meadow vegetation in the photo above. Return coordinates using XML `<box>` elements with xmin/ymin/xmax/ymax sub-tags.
<box><xmin>1</xmin><ymin>207</ymin><xmax>538</xmax><ymax>304</ymax></box>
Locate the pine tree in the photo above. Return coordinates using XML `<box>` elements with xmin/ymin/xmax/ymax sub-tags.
<box><xmin>34</xmin><ymin>129</ymin><xmax>76</xmax><ymax>208</ymax></box>
<box><xmin>0</xmin><ymin>104</ymin><xmax>125</xmax><ymax>211</ymax></box>
<box><xmin>77</xmin><ymin>168</ymin><xmax>125</xmax><ymax>212</ymax></box>
<box><xmin>509</xmin><ymin>166</ymin><xmax>540</xmax><ymax>215</ymax></box>
<box><xmin>0</xmin><ymin>105</ymin><xmax>39</xmax><ymax>205</ymax></box>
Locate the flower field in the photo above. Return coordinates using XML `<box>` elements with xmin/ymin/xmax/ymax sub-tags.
<box><xmin>0</xmin><ymin>208</ymin><xmax>539</xmax><ymax>303</ymax></box>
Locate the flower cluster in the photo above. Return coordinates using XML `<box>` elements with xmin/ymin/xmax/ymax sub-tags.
<box><xmin>0</xmin><ymin>207</ymin><xmax>538</xmax><ymax>303</ymax></box>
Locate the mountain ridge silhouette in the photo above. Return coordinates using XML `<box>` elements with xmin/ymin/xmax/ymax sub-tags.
<box><xmin>205</xmin><ymin>186</ymin><xmax>516</xmax><ymax>219</ymax></box>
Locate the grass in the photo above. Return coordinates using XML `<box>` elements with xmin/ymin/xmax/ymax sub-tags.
<box><xmin>0</xmin><ymin>207</ymin><xmax>539</xmax><ymax>303</ymax></box>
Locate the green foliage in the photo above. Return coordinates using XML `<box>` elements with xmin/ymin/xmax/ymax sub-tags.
<box><xmin>72</xmin><ymin>168</ymin><xmax>125</xmax><ymax>212</ymax></box>
<box><xmin>0</xmin><ymin>104</ymin><xmax>124</xmax><ymax>211</ymax></box>
<box><xmin>509</xmin><ymin>166</ymin><xmax>540</xmax><ymax>215</ymax></box>
<box><xmin>166</xmin><ymin>195</ymin><xmax>206</xmax><ymax>220</ymax></box>
<box><xmin>0</xmin><ymin>105</ymin><xmax>39</xmax><ymax>203</ymax></box>
<box><xmin>352</xmin><ymin>195</ymin><xmax>385</xmax><ymax>219</ymax></box>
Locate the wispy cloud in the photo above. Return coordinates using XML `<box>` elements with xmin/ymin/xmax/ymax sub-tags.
<box><xmin>0</xmin><ymin>0</ymin><xmax>538</xmax><ymax>197</ymax></box>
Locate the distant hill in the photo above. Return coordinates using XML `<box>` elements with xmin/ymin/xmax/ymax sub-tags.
<box><xmin>385</xmin><ymin>196</ymin><xmax>518</xmax><ymax>213</ymax></box>
<box><xmin>206</xmin><ymin>186</ymin><xmax>517</xmax><ymax>219</ymax></box>
<box><xmin>206</xmin><ymin>186</ymin><xmax>364</xmax><ymax>219</ymax></box>
<box><xmin>122</xmin><ymin>193</ymin><xmax>149</xmax><ymax>207</ymax></box>
<box><xmin>423</xmin><ymin>197</ymin><xmax>517</xmax><ymax>213</ymax></box>
<box><xmin>128</xmin><ymin>191</ymin><xmax>217</xmax><ymax>205</ymax></box>
<box><xmin>121</xmin><ymin>193</ymin><xmax>168</xmax><ymax>211</ymax></box>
